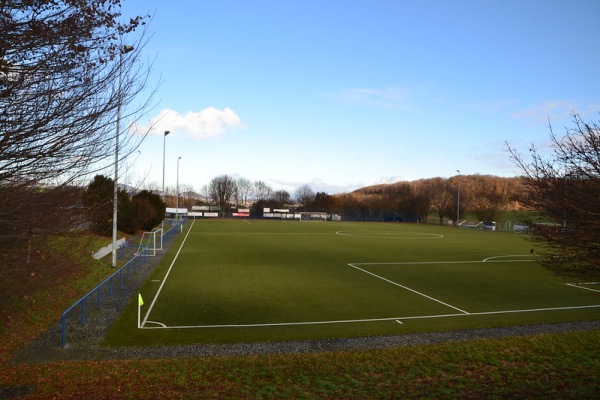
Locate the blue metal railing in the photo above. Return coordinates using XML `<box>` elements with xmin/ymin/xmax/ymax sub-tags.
<box><xmin>60</xmin><ymin>222</ymin><xmax>182</xmax><ymax>348</ymax></box>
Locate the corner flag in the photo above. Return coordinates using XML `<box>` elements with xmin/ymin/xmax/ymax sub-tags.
<box><xmin>137</xmin><ymin>293</ymin><xmax>144</xmax><ymax>329</ymax></box>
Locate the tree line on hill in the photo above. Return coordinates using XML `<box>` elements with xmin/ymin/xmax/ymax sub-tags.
<box><xmin>169</xmin><ymin>174</ymin><xmax>527</xmax><ymax>225</ymax></box>
<box><xmin>77</xmin><ymin>171</ymin><xmax>526</xmax><ymax>240</ymax></box>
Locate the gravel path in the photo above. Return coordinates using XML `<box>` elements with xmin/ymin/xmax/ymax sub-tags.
<box><xmin>14</xmin><ymin>225</ymin><xmax>600</xmax><ymax>364</ymax></box>
<box><xmin>16</xmin><ymin>320</ymin><xmax>600</xmax><ymax>364</ymax></box>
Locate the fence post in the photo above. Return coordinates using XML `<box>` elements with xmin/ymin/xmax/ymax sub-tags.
<box><xmin>97</xmin><ymin>286</ymin><xmax>102</xmax><ymax>310</ymax></box>
<box><xmin>61</xmin><ymin>313</ymin><xmax>66</xmax><ymax>348</ymax></box>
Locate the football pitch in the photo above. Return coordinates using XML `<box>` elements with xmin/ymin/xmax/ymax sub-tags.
<box><xmin>105</xmin><ymin>219</ymin><xmax>600</xmax><ymax>346</ymax></box>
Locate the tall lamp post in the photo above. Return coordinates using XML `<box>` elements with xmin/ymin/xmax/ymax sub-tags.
<box><xmin>161</xmin><ymin>130</ymin><xmax>170</xmax><ymax>232</ymax></box>
<box><xmin>176</xmin><ymin>156</ymin><xmax>182</xmax><ymax>222</ymax></box>
<box><xmin>162</xmin><ymin>131</ymin><xmax>170</xmax><ymax>202</ymax></box>
<box><xmin>456</xmin><ymin>170</ymin><xmax>461</xmax><ymax>227</ymax></box>
<box><xmin>112</xmin><ymin>44</ymin><xmax>134</xmax><ymax>268</ymax></box>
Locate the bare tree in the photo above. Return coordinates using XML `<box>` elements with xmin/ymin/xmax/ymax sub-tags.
<box><xmin>253</xmin><ymin>180</ymin><xmax>273</xmax><ymax>202</ymax></box>
<box><xmin>209</xmin><ymin>175</ymin><xmax>237</xmax><ymax>214</ymax></box>
<box><xmin>163</xmin><ymin>186</ymin><xmax>177</xmax><ymax>207</ymax></box>
<box><xmin>0</xmin><ymin>0</ymin><xmax>153</xmax><ymax>300</ymax></box>
<box><xmin>448</xmin><ymin>176</ymin><xmax>467</xmax><ymax>225</ymax></box>
<box><xmin>294</xmin><ymin>184</ymin><xmax>315</xmax><ymax>211</ymax></box>
<box><xmin>236</xmin><ymin>177</ymin><xmax>253</xmax><ymax>207</ymax></box>
<box><xmin>139</xmin><ymin>180</ymin><xmax>160</xmax><ymax>194</ymax></box>
<box><xmin>428</xmin><ymin>178</ymin><xmax>455</xmax><ymax>224</ymax></box>
<box><xmin>410</xmin><ymin>180</ymin><xmax>434</xmax><ymax>223</ymax></box>
<box><xmin>468</xmin><ymin>175</ymin><xmax>509</xmax><ymax>222</ymax></box>
<box><xmin>1</xmin><ymin>1</ymin><xmax>152</xmax><ymax>186</ymax></box>
<box><xmin>199</xmin><ymin>184</ymin><xmax>211</xmax><ymax>204</ymax></box>
<box><xmin>507</xmin><ymin>113</ymin><xmax>600</xmax><ymax>277</ymax></box>
<box><xmin>271</xmin><ymin>190</ymin><xmax>292</xmax><ymax>207</ymax></box>
<box><xmin>176</xmin><ymin>184</ymin><xmax>196</xmax><ymax>209</ymax></box>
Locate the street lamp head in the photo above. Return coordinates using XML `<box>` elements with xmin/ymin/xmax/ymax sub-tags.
<box><xmin>164</xmin><ymin>130</ymin><xmax>170</xmax><ymax>136</ymax></box>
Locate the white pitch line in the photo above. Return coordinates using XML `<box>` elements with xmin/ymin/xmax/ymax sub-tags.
<box><xmin>335</xmin><ymin>231</ymin><xmax>444</xmax><ymax>239</ymax></box>
<box><xmin>141</xmin><ymin>219</ymin><xmax>196</xmax><ymax>327</ymax></box>
<box><xmin>138</xmin><ymin>304</ymin><xmax>600</xmax><ymax>330</ymax></box>
<box><xmin>139</xmin><ymin>314</ymin><xmax>465</xmax><ymax>329</ymax></box>
<box><xmin>482</xmin><ymin>255</ymin><xmax>535</xmax><ymax>262</ymax></box>
<box><xmin>566</xmin><ymin>283</ymin><xmax>600</xmax><ymax>293</ymax></box>
<box><xmin>144</xmin><ymin>320</ymin><xmax>167</xmax><ymax>328</ymax></box>
<box><xmin>191</xmin><ymin>232</ymin><xmax>334</xmax><ymax>235</ymax></box>
<box><xmin>351</xmin><ymin>259</ymin><xmax>535</xmax><ymax>266</ymax></box>
<box><xmin>351</xmin><ymin>260</ymin><xmax>485</xmax><ymax>266</ymax></box>
<box><xmin>347</xmin><ymin>263</ymin><xmax>470</xmax><ymax>314</ymax></box>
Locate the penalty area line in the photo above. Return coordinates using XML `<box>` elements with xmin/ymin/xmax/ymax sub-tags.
<box><xmin>566</xmin><ymin>283</ymin><xmax>600</xmax><ymax>293</ymax></box>
<box><xmin>351</xmin><ymin>257</ymin><xmax>535</xmax><ymax>266</ymax></box>
<box><xmin>347</xmin><ymin>263</ymin><xmax>470</xmax><ymax>315</ymax></box>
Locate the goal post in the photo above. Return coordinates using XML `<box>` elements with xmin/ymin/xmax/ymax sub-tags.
<box><xmin>137</xmin><ymin>228</ymin><xmax>163</xmax><ymax>256</ymax></box>
<box><xmin>299</xmin><ymin>212</ymin><xmax>327</xmax><ymax>222</ymax></box>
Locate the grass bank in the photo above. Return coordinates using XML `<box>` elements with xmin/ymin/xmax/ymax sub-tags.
<box><xmin>2</xmin><ymin>331</ymin><xmax>599</xmax><ymax>398</ymax></box>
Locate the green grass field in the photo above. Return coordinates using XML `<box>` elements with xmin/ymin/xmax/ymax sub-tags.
<box><xmin>105</xmin><ymin>219</ymin><xmax>600</xmax><ymax>346</ymax></box>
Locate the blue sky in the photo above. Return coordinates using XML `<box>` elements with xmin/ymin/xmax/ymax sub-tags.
<box><xmin>120</xmin><ymin>0</ymin><xmax>600</xmax><ymax>194</ymax></box>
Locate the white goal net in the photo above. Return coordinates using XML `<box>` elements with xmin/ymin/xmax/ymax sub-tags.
<box><xmin>299</xmin><ymin>212</ymin><xmax>327</xmax><ymax>222</ymax></box>
<box><xmin>137</xmin><ymin>228</ymin><xmax>163</xmax><ymax>256</ymax></box>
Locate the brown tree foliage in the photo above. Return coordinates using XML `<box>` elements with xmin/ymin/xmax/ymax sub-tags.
<box><xmin>507</xmin><ymin>113</ymin><xmax>600</xmax><ymax>277</ymax></box>
<box><xmin>337</xmin><ymin>175</ymin><xmax>518</xmax><ymax>224</ymax></box>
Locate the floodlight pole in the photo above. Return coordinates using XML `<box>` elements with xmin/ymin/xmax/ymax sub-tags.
<box><xmin>161</xmin><ymin>130</ymin><xmax>170</xmax><ymax>233</ymax></box>
<box><xmin>112</xmin><ymin>44</ymin><xmax>134</xmax><ymax>268</ymax></box>
<box><xmin>456</xmin><ymin>170</ymin><xmax>461</xmax><ymax>227</ymax></box>
<box><xmin>162</xmin><ymin>131</ymin><xmax>170</xmax><ymax>202</ymax></box>
<box><xmin>176</xmin><ymin>156</ymin><xmax>181</xmax><ymax>222</ymax></box>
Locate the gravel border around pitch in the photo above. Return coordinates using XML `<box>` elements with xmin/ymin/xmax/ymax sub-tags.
<box><xmin>16</xmin><ymin>320</ymin><xmax>600</xmax><ymax>364</ymax></box>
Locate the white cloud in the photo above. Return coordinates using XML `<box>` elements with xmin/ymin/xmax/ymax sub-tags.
<box><xmin>330</xmin><ymin>86</ymin><xmax>424</xmax><ymax>111</ymax></box>
<box><xmin>142</xmin><ymin>107</ymin><xmax>243</xmax><ymax>139</ymax></box>
<box><xmin>511</xmin><ymin>100</ymin><xmax>600</xmax><ymax>128</ymax></box>
<box><xmin>306</xmin><ymin>178</ymin><xmax>366</xmax><ymax>194</ymax></box>
<box><xmin>262</xmin><ymin>177</ymin><xmax>363</xmax><ymax>195</ymax></box>
<box><xmin>373</xmin><ymin>175</ymin><xmax>404</xmax><ymax>185</ymax></box>
<box><xmin>510</xmin><ymin>100</ymin><xmax>583</xmax><ymax>125</ymax></box>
